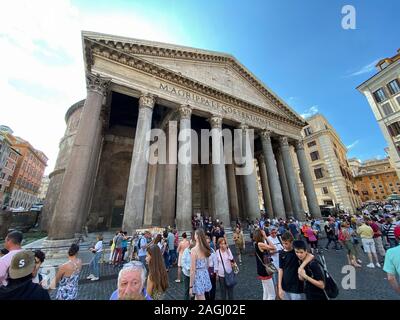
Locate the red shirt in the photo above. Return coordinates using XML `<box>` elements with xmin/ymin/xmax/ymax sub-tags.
<box><xmin>370</xmin><ymin>223</ymin><xmax>381</xmax><ymax>238</ymax></box>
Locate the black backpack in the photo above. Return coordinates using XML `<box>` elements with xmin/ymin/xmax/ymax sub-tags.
<box><xmin>316</xmin><ymin>255</ymin><xmax>339</xmax><ymax>299</ymax></box>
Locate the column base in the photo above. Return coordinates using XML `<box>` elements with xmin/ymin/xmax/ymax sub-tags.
<box><xmin>41</xmin><ymin>238</ymin><xmax>79</xmax><ymax>259</ymax></box>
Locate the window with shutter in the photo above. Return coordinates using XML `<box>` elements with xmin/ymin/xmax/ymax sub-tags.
<box><xmin>381</xmin><ymin>102</ymin><xmax>394</xmax><ymax>116</ymax></box>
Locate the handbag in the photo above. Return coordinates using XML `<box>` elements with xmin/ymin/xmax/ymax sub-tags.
<box><xmin>219</xmin><ymin>249</ymin><xmax>237</xmax><ymax>287</ymax></box>
<box><xmin>255</xmin><ymin>245</ymin><xmax>278</xmax><ymax>276</ymax></box>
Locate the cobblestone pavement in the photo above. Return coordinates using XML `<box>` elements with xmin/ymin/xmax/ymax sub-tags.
<box><xmin>49</xmin><ymin>235</ymin><xmax>400</xmax><ymax>300</ymax></box>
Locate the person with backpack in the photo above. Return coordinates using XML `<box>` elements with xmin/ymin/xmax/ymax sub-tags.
<box><xmin>278</xmin><ymin>232</ymin><xmax>314</xmax><ymax>300</ymax></box>
<box><xmin>293</xmin><ymin>240</ymin><xmax>327</xmax><ymax>300</ymax></box>
<box><xmin>137</xmin><ymin>231</ymin><xmax>151</xmax><ymax>267</ymax></box>
<box><xmin>324</xmin><ymin>219</ymin><xmax>340</xmax><ymax>251</ymax></box>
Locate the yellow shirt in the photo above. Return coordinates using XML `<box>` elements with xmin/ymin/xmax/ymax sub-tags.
<box><xmin>357</xmin><ymin>224</ymin><xmax>374</xmax><ymax>239</ymax></box>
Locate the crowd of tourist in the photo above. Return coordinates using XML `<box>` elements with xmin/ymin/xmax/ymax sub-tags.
<box><xmin>1</xmin><ymin>203</ymin><xmax>400</xmax><ymax>300</ymax></box>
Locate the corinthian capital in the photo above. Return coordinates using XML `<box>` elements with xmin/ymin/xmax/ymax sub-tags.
<box><xmin>209</xmin><ymin>115</ymin><xmax>223</xmax><ymax>129</ymax></box>
<box><xmin>139</xmin><ymin>93</ymin><xmax>156</xmax><ymax>110</ymax></box>
<box><xmin>295</xmin><ymin>140</ymin><xmax>305</xmax><ymax>151</ymax></box>
<box><xmin>257</xmin><ymin>153</ymin><xmax>264</xmax><ymax>163</ymax></box>
<box><xmin>260</xmin><ymin>129</ymin><xmax>272</xmax><ymax>140</ymax></box>
<box><xmin>279</xmin><ymin>136</ymin><xmax>289</xmax><ymax>147</ymax></box>
<box><xmin>86</xmin><ymin>73</ymin><xmax>111</xmax><ymax>96</ymax></box>
<box><xmin>238</xmin><ymin>123</ymin><xmax>249</xmax><ymax>131</ymax></box>
<box><xmin>178</xmin><ymin>104</ymin><xmax>192</xmax><ymax>120</ymax></box>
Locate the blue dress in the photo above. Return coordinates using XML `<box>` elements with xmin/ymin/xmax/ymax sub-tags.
<box><xmin>56</xmin><ymin>260</ymin><xmax>80</xmax><ymax>300</ymax></box>
<box><xmin>193</xmin><ymin>258</ymin><xmax>212</xmax><ymax>295</ymax></box>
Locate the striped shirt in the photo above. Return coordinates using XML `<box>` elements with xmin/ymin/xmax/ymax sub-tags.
<box><xmin>383</xmin><ymin>223</ymin><xmax>397</xmax><ymax>239</ymax></box>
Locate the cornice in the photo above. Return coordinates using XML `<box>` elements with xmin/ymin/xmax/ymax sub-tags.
<box><xmin>84</xmin><ymin>37</ymin><xmax>306</xmax><ymax>129</ymax></box>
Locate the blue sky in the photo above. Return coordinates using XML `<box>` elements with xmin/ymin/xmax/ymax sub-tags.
<box><xmin>1</xmin><ymin>0</ymin><xmax>399</xmax><ymax>173</ymax></box>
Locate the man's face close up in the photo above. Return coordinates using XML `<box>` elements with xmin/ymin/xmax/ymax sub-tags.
<box><xmin>118</xmin><ymin>270</ymin><xmax>143</xmax><ymax>300</ymax></box>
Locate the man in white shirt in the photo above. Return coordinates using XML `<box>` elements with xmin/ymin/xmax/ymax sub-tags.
<box><xmin>267</xmin><ymin>226</ymin><xmax>284</xmax><ymax>291</ymax></box>
<box><xmin>87</xmin><ymin>234</ymin><xmax>104</xmax><ymax>281</ymax></box>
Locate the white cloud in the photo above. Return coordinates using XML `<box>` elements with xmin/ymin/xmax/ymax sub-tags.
<box><xmin>0</xmin><ymin>0</ymin><xmax>185</xmax><ymax>174</ymax></box>
<box><xmin>300</xmin><ymin>105</ymin><xmax>319</xmax><ymax>119</ymax></box>
<box><xmin>347</xmin><ymin>59</ymin><xmax>381</xmax><ymax>77</ymax></box>
<box><xmin>346</xmin><ymin>140</ymin><xmax>359</xmax><ymax>150</ymax></box>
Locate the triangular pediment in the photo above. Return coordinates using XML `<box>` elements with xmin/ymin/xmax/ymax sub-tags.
<box><xmin>82</xmin><ymin>31</ymin><xmax>305</xmax><ymax>125</ymax></box>
<box><xmin>136</xmin><ymin>56</ymin><xmax>289</xmax><ymax>117</ymax></box>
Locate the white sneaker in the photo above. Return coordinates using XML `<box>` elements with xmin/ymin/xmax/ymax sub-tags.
<box><xmin>86</xmin><ymin>274</ymin><xmax>94</xmax><ymax>279</ymax></box>
<box><xmin>367</xmin><ymin>263</ymin><xmax>375</xmax><ymax>268</ymax></box>
<box><xmin>90</xmin><ymin>277</ymin><xmax>99</xmax><ymax>281</ymax></box>
<box><xmin>376</xmin><ymin>263</ymin><xmax>381</xmax><ymax>268</ymax></box>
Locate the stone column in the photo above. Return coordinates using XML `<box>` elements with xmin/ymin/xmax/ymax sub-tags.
<box><xmin>143</xmin><ymin>162</ymin><xmax>157</xmax><ymax>227</ymax></box>
<box><xmin>47</xmin><ymin>74</ymin><xmax>110</xmax><ymax>240</ymax></box>
<box><xmin>257</xmin><ymin>154</ymin><xmax>273</xmax><ymax>219</ymax></box>
<box><xmin>238</xmin><ymin>124</ymin><xmax>260</xmax><ymax>222</ymax></box>
<box><xmin>279</xmin><ymin>137</ymin><xmax>304</xmax><ymax>220</ymax></box>
<box><xmin>295</xmin><ymin>140</ymin><xmax>322</xmax><ymax>218</ymax></box>
<box><xmin>200</xmin><ymin>165</ymin><xmax>208</xmax><ymax>215</ymax></box>
<box><xmin>207</xmin><ymin>163</ymin><xmax>215</xmax><ymax>219</ymax></box>
<box><xmin>260</xmin><ymin>130</ymin><xmax>286</xmax><ymax>220</ymax></box>
<box><xmin>209</xmin><ymin>115</ymin><xmax>231</xmax><ymax>228</ymax></box>
<box><xmin>176</xmin><ymin>105</ymin><xmax>192</xmax><ymax>231</ymax></box>
<box><xmin>122</xmin><ymin>93</ymin><xmax>156</xmax><ymax>234</ymax></box>
<box><xmin>226</xmin><ymin>163</ymin><xmax>239</xmax><ymax>224</ymax></box>
<box><xmin>275</xmin><ymin>146</ymin><xmax>293</xmax><ymax>218</ymax></box>
<box><xmin>74</xmin><ymin>107</ymin><xmax>104</xmax><ymax>235</ymax></box>
<box><xmin>152</xmin><ymin>161</ymin><xmax>164</xmax><ymax>227</ymax></box>
<box><xmin>161</xmin><ymin>121</ymin><xmax>178</xmax><ymax>227</ymax></box>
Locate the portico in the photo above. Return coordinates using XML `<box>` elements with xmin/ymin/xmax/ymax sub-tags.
<box><xmin>44</xmin><ymin>31</ymin><xmax>321</xmax><ymax>241</ymax></box>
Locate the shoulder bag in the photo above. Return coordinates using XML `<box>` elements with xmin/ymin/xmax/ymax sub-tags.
<box><xmin>255</xmin><ymin>243</ymin><xmax>277</xmax><ymax>276</ymax></box>
<box><xmin>219</xmin><ymin>249</ymin><xmax>237</xmax><ymax>287</ymax></box>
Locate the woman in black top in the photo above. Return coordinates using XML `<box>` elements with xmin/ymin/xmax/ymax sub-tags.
<box><xmin>253</xmin><ymin>229</ymin><xmax>277</xmax><ymax>300</ymax></box>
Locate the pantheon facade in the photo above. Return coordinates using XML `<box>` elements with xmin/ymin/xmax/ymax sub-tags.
<box><xmin>42</xmin><ymin>31</ymin><xmax>321</xmax><ymax>241</ymax></box>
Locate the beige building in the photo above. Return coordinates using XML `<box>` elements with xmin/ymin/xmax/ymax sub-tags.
<box><xmin>38</xmin><ymin>175</ymin><xmax>50</xmax><ymax>202</ymax></box>
<box><xmin>43</xmin><ymin>31</ymin><xmax>322</xmax><ymax>244</ymax></box>
<box><xmin>357</xmin><ymin>49</ymin><xmax>400</xmax><ymax>178</ymax></box>
<box><xmin>292</xmin><ymin>114</ymin><xmax>361</xmax><ymax>214</ymax></box>
<box><xmin>349</xmin><ymin>157</ymin><xmax>400</xmax><ymax>202</ymax></box>
<box><xmin>0</xmin><ymin>127</ymin><xmax>21</xmax><ymax>207</ymax></box>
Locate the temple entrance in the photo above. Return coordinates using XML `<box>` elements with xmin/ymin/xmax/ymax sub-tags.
<box><xmin>111</xmin><ymin>206</ymin><xmax>124</xmax><ymax>228</ymax></box>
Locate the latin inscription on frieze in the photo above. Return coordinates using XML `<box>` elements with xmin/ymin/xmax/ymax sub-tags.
<box><xmin>159</xmin><ymin>82</ymin><xmax>284</xmax><ymax>131</ymax></box>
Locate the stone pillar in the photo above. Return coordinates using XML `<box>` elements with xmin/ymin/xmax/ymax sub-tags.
<box><xmin>275</xmin><ymin>146</ymin><xmax>293</xmax><ymax>218</ymax></box>
<box><xmin>161</xmin><ymin>121</ymin><xmax>178</xmax><ymax>227</ymax></box>
<box><xmin>226</xmin><ymin>163</ymin><xmax>239</xmax><ymax>224</ymax></box>
<box><xmin>143</xmin><ymin>162</ymin><xmax>157</xmax><ymax>227</ymax></box>
<box><xmin>279</xmin><ymin>137</ymin><xmax>304</xmax><ymax>220</ymax></box>
<box><xmin>152</xmin><ymin>162</ymin><xmax>164</xmax><ymax>227</ymax></box>
<box><xmin>257</xmin><ymin>154</ymin><xmax>273</xmax><ymax>219</ymax></box>
<box><xmin>209</xmin><ymin>115</ymin><xmax>231</xmax><ymax>228</ymax></box>
<box><xmin>207</xmin><ymin>163</ymin><xmax>215</xmax><ymax>219</ymax></box>
<box><xmin>74</xmin><ymin>107</ymin><xmax>104</xmax><ymax>234</ymax></box>
<box><xmin>200</xmin><ymin>165</ymin><xmax>208</xmax><ymax>216</ymax></box>
<box><xmin>122</xmin><ymin>93</ymin><xmax>156</xmax><ymax>234</ymax></box>
<box><xmin>295</xmin><ymin>140</ymin><xmax>322</xmax><ymax>218</ymax></box>
<box><xmin>47</xmin><ymin>74</ymin><xmax>110</xmax><ymax>240</ymax></box>
<box><xmin>260</xmin><ymin>130</ymin><xmax>286</xmax><ymax>220</ymax></box>
<box><xmin>238</xmin><ymin>124</ymin><xmax>260</xmax><ymax>222</ymax></box>
<box><xmin>176</xmin><ymin>105</ymin><xmax>192</xmax><ymax>231</ymax></box>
